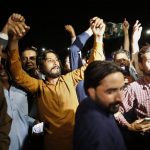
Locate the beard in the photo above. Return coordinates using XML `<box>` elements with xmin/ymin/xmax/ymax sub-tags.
<box><xmin>46</xmin><ymin>66</ymin><xmax>61</xmax><ymax>78</ymax></box>
<box><xmin>95</xmin><ymin>95</ymin><xmax>120</xmax><ymax>114</ymax></box>
<box><xmin>108</xmin><ymin>103</ymin><xmax>120</xmax><ymax>114</ymax></box>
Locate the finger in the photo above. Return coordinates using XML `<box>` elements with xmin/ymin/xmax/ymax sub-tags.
<box><xmin>139</xmin><ymin>26</ymin><xmax>142</xmax><ymax>32</ymax></box>
<box><xmin>95</xmin><ymin>18</ymin><xmax>103</xmax><ymax>27</ymax></box>
<box><xmin>90</xmin><ymin>16</ymin><xmax>98</xmax><ymax>24</ymax></box>
<box><xmin>133</xmin><ymin>20</ymin><xmax>139</xmax><ymax>28</ymax></box>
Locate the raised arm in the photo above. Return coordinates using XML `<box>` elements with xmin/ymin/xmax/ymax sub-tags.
<box><xmin>69</xmin><ymin>21</ymin><xmax>93</xmax><ymax>70</ymax></box>
<box><xmin>7</xmin><ymin>13</ymin><xmax>39</xmax><ymax>93</ymax></box>
<box><xmin>70</xmin><ymin>17</ymin><xmax>105</xmax><ymax>85</ymax></box>
<box><xmin>65</xmin><ymin>24</ymin><xmax>76</xmax><ymax>44</ymax></box>
<box><xmin>88</xmin><ymin>16</ymin><xmax>106</xmax><ymax>64</ymax></box>
<box><xmin>131</xmin><ymin>20</ymin><xmax>143</xmax><ymax>76</ymax></box>
<box><xmin>122</xmin><ymin>18</ymin><xmax>130</xmax><ymax>51</ymax></box>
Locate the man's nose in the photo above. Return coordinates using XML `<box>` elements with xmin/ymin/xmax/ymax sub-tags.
<box><xmin>115</xmin><ymin>90</ymin><xmax>122</xmax><ymax>102</ymax></box>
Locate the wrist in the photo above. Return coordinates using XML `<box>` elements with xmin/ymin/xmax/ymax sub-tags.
<box><xmin>95</xmin><ymin>35</ymin><xmax>103</xmax><ymax>43</ymax></box>
<box><xmin>86</xmin><ymin>27</ymin><xmax>93</xmax><ymax>36</ymax></box>
<box><xmin>124</xmin><ymin>30</ymin><xmax>129</xmax><ymax>35</ymax></box>
<box><xmin>1</xmin><ymin>24</ymin><xmax>8</xmax><ymax>34</ymax></box>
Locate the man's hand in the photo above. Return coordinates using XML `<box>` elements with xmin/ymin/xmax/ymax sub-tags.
<box><xmin>2</xmin><ymin>13</ymin><xmax>25</xmax><ymax>35</ymax></box>
<box><xmin>64</xmin><ymin>24</ymin><xmax>76</xmax><ymax>38</ymax></box>
<box><xmin>132</xmin><ymin>20</ymin><xmax>142</xmax><ymax>43</ymax></box>
<box><xmin>90</xmin><ymin>17</ymin><xmax>105</xmax><ymax>37</ymax></box>
<box><xmin>122</xmin><ymin>18</ymin><xmax>130</xmax><ymax>33</ymax></box>
<box><xmin>128</xmin><ymin>118</ymin><xmax>150</xmax><ymax>133</ymax></box>
<box><xmin>5</xmin><ymin>13</ymin><xmax>30</xmax><ymax>40</ymax></box>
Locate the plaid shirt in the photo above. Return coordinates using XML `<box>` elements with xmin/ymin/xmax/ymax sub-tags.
<box><xmin>115</xmin><ymin>77</ymin><xmax>150</xmax><ymax>126</ymax></box>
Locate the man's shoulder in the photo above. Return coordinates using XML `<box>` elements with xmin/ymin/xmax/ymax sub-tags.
<box><xmin>76</xmin><ymin>98</ymin><xmax>104</xmax><ymax>120</ymax></box>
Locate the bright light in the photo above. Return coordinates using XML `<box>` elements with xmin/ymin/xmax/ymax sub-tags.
<box><xmin>146</xmin><ymin>30</ymin><xmax>150</xmax><ymax>35</ymax></box>
<box><xmin>42</xmin><ymin>48</ymin><xmax>46</xmax><ymax>51</ymax></box>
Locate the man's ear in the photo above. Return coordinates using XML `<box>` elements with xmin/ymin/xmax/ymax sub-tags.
<box><xmin>87</xmin><ymin>88</ymin><xmax>95</xmax><ymax>100</ymax></box>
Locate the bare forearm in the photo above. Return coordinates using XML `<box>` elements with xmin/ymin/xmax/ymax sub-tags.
<box><xmin>124</xmin><ymin>31</ymin><xmax>130</xmax><ymax>51</ymax></box>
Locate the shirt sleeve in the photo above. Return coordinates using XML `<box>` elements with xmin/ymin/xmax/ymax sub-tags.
<box><xmin>9</xmin><ymin>48</ymin><xmax>39</xmax><ymax>93</ymax></box>
<box><xmin>70</xmin><ymin>31</ymin><xmax>91</xmax><ymax>70</ymax></box>
<box><xmin>87</xmin><ymin>40</ymin><xmax>104</xmax><ymax>64</ymax></box>
<box><xmin>115</xmin><ymin>85</ymin><xmax>135</xmax><ymax>126</ymax></box>
<box><xmin>70</xmin><ymin>42</ymin><xmax>102</xmax><ymax>86</ymax></box>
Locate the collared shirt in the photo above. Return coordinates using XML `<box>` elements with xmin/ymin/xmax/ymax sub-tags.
<box><xmin>9</xmin><ymin>41</ymin><xmax>101</xmax><ymax>150</ymax></box>
<box><xmin>4</xmin><ymin>86</ymin><xmax>29</xmax><ymax>150</ymax></box>
<box><xmin>115</xmin><ymin>77</ymin><xmax>150</xmax><ymax>126</ymax></box>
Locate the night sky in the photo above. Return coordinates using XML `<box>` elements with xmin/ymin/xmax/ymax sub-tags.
<box><xmin>1</xmin><ymin>0</ymin><xmax>150</xmax><ymax>58</ymax></box>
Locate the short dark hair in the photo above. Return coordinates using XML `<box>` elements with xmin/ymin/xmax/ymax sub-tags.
<box><xmin>22</xmin><ymin>46</ymin><xmax>38</xmax><ymax>55</ymax></box>
<box><xmin>138</xmin><ymin>45</ymin><xmax>150</xmax><ymax>63</ymax></box>
<box><xmin>84</xmin><ymin>61</ymin><xmax>123</xmax><ymax>95</ymax></box>
<box><xmin>112</xmin><ymin>49</ymin><xmax>130</xmax><ymax>60</ymax></box>
<box><xmin>37</xmin><ymin>49</ymin><xmax>61</xmax><ymax>68</ymax></box>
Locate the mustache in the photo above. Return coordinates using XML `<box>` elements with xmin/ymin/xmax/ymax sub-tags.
<box><xmin>25</xmin><ymin>62</ymin><xmax>34</xmax><ymax>65</ymax></box>
<box><xmin>51</xmin><ymin>65</ymin><xmax>60</xmax><ymax>70</ymax></box>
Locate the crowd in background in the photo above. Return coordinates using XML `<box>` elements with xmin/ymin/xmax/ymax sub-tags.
<box><xmin>0</xmin><ymin>13</ymin><xmax>150</xmax><ymax>150</ymax></box>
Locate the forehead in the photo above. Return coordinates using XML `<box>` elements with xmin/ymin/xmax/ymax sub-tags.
<box><xmin>100</xmin><ymin>72</ymin><xmax>124</xmax><ymax>88</ymax></box>
<box><xmin>22</xmin><ymin>50</ymin><xmax>37</xmax><ymax>57</ymax></box>
<box><xmin>115</xmin><ymin>52</ymin><xmax>129</xmax><ymax>60</ymax></box>
<box><xmin>46</xmin><ymin>52</ymin><xmax>58</xmax><ymax>58</ymax></box>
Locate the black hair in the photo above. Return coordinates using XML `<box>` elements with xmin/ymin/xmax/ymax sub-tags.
<box><xmin>84</xmin><ymin>60</ymin><xmax>123</xmax><ymax>95</ymax></box>
<box><xmin>22</xmin><ymin>46</ymin><xmax>38</xmax><ymax>55</ymax></box>
<box><xmin>37</xmin><ymin>49</ymin><xmax>62</xmax><ymax>72</ymax></box>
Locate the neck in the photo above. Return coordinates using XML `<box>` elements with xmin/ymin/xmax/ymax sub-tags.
<box><xmin>47</xmin><ymin>77</ymin><xmax>59</xmax><ymax>84</ymax></box>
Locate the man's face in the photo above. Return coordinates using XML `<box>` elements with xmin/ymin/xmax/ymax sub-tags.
<box><xmin>0</xmin><ymin>65</ymin><xmax>9</xmax><ymax>81</ymax></box>
<box><xmin>140</xmin><ymin>52</ymin><xmax>150</xmax><ymax>76</ymax></box>
<box><xmin>21</xmin><ymin>50</ymin><xmax>37</xmax><ymax>72</ymax></box>
<box><xmin>88</xmin><ymin>72</ymin><xmax>124</xmax><ymax>114</ymax></box>
<box><xmin>42</xmin><ymin>52</ymin><xmax>61</xmax><ymax>78</ymax></box>
<box><xmin>114</xmin><ymin>53</ymin><xmax>130</xmax><ymax>67</ymax></box>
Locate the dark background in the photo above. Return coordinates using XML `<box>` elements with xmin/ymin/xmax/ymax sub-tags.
<box><xmin>1</xmin><ymin>0</ymin><xmax>150</xmax><ymax>58</ymax></box>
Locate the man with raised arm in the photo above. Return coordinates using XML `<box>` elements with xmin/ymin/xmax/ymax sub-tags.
<box><xmin>8</xmin><ymin>14</ymin><xmax>104</xmax><ymax>150</ymax></box>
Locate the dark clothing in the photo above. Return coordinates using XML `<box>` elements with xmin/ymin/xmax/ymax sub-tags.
<box><xmin>70</xmin><ymin>31</ymin><xmax>90</xmax><ymax>102</ymax></box>
<box><xmin>117</xmin><ymin>124</ymin><xmax>150</xmax><ymax>150</ymax></box>
<box><xmin>73</xmin><ymin>98</ymin><xmax>126</xmax><ymax>150</ymax></box>
<box><xmin>0</xmin><ymin>81</ymin><xmax>12</xmax><ymax>150</ymax></box>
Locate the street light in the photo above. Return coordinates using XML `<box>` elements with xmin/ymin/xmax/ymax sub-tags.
<box><xmin>146</xmin><ymin>29</ymin><xmax>150</xmax><ymax>35</ymax></box>
<box><xmin>42</xmin><ymin>48</ymin><xmax>46</xmax><ymax>51</ymax></box>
